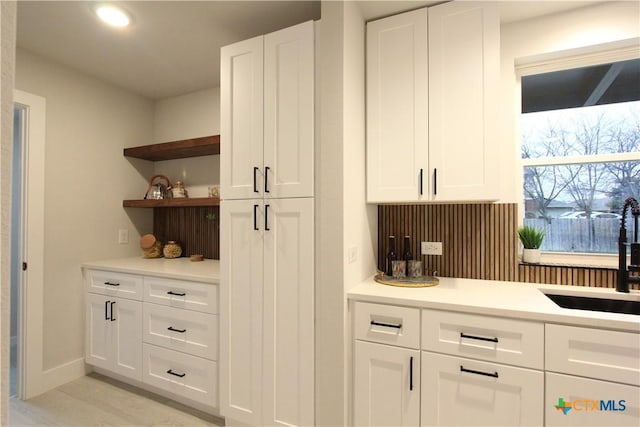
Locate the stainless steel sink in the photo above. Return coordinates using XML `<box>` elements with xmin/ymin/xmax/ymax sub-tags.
<box><xmin>543</xmin><ymin>293</ymin><xmax>640</xmax><ymax>315</ymax></box>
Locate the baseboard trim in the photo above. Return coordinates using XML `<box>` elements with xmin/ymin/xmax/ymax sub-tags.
<box><xmin>29</xmin><ymin>357</ymin><xmax>88</xmax><ymax>398</ymax></box>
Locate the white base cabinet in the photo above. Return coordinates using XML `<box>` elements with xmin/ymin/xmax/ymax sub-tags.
<box><xmin>421</xmin><ymin>352</ymin><xmax>543</xmax><ymax>426</ymax></box>
<box><xmin>354</xmin><ymin>341</ymin><xmax>420</xmax><ymax>427</ymax></box>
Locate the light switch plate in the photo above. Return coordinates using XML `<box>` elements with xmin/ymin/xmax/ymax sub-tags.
<box><xmin>421</xmin><ymin>241</ymin><xmax>442</xmax><ymax>255</ymax></box>
<box><xmin>118</xmin><ymin>229</ymin><xmax>129</xmax><ymax>244</ymax></box>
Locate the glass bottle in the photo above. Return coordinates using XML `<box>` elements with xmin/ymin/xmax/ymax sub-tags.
<box><xmin>403</xmin><ymin>236</ymin><xmax>412</xmax><ymax>263</ymax></box>
<box><xmin>386</xmin><ymin>236</ymin><xmax>396</xmax><ymax>276</ymax></box>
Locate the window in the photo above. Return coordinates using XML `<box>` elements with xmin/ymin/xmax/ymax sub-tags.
<box><xmin>521</xmin><ymin>57</ymin><xmax>640</xmax><ymax>255</ymax></box>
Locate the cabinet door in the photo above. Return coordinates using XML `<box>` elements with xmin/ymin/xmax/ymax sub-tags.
<box><xmin>110</xmin><ymin>297</ymin><xmax>142</xmax><ymax>381</ymax></box>
<box><xmin>428</xmin><ymin>2</ymin><xmax>499</xmax><ymax>201</ymax></box>
<box><xmin>421</xmin><ymin>351</ymin><xmax>543</xmax><ymax>426</ymax></box>
<box><xmin>354</xmin><ymin>341</ymin><xmax>420</xmax><ymax>427</ymax></box>
<box><xmin>85</xmin><ymin>293</ymin><xmax>112</xmax><ymax>370</ymax></box>
<box><xmin>366</xmin><ymin>8</ymin><xmax>429</xmax><ymax>203</ymax></box>
<box><xmin>220</xmin><ymin>199</ymin><xmax>264</xmax><ymax>425</ymax></box>
<box><xmin>264</xmin><ymin>21</ymin><xmax>314</xmax><ymax>199</ymax></box>
<box><xmin>263</xmin><ymin>198</ymin><xmax>314</xmax><ymax>426</ymax></box>
<box><xmin>545</xmin><ymin>372</ymin><xmax>640</xmax><ymax>427</ymax></box>
<box><xmin>221</xmin><ymin>36</ymin><xmax>264</xmax><ymax>200</ymax></box>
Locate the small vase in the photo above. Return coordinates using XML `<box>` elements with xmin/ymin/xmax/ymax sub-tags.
<box><xmin>522</xmin><ymin>248</ymin><xmax>541</xmax><ymax>264</ymax></box>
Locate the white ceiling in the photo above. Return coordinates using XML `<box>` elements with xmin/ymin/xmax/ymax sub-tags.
<box><xmin>17</xmin><ymin>1</ymin><xmax>604</xmax><ymax>101</ymax></box>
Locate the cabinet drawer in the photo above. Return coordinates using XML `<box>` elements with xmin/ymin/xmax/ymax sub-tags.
<box><xmin>144</xmin><ymin>277</ymin><xmax>218</xmax><ymax>314</ymax></box>
<box><xmin>546</xmin><ymin>324</ymin><xmax>640</xmax><ymax>386</ymax></box>
<box><xmin>85</xmin><ymin>269</ymin><xmax>143</xmax><ymax>300</ymax></box>
<box><xmin>142</xmin><ymin>343</ymin><xmax>217</xmax><ymax>408</ymax></box>
<box><xmin>143</xmin><ymin>303</ymin><xmax>217</xmax><ymax>360</ymax></box>
<box><xmin>422</xmin><ymin>309</ymin><xmax>544</xmax><ymax>369</ymax></box>
<box><xmin>421</xmin><ymin>351</ymin><xmax>544</xmax><ymax>427</ymax></box>
<box><xmin>354</xmin><ymin>302</ymin><xmax>420</xmax><ymax>349</ymax></box>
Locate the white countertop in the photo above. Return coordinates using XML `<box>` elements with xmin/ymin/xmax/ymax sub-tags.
<box><xmin>82</xmin><ymin>257</ymin><xmax>219</xmax><ymax>284</ymax></box>
<box><xmin>349</xmin><ymin>276</ymin><xmax>640</xmax><ymax>333</ymax></box>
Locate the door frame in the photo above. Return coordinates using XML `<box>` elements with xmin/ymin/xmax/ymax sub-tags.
<box><xmin>13</xmin><ymin>89</ymin><xmax>46</xmax><ymax>399</ymax></box>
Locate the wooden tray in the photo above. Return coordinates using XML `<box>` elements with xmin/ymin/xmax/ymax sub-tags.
<box><xmin>374</xmin><ymin>272</ymin><xmax>439</xmax><ymax>288</ymax></box>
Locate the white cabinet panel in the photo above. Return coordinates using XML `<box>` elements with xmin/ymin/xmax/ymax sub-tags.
<box><xmin>144</xmin><ymin>277</ymin><xmax>218</xmax><ymax>314</ymax></box>
<box><xmin>366</xmin><ymin>8</ymin><xmax>429</xmax><ymax>203</ymax></box>
<box><xmin>85</xmin><ymin>269</ymin><xmax>143</xmax><ymax>300</ymax></box>
<box><xmin>143</xmin><ymin>303</ymin><xmax>218</xmax><ymax>361</ymax></box>
<box><xmin>421</xmin><ymin>351</ymin><xmax>543</xmax><ymax>427</ymax></box>
<box><xmin>422</xmin><ymin>309</ymin><xmax>544</xmax><ymax>369</ymax></box>
<box><xmin>355</xmin><ymin>341</ymin><xmax>420</xmax><ymax>427</ymax></box>
<box><xmin>428</xmin><ymin>1</ymin><xmax>500</xmax><ymax>201</ymax></box>
<box><xmin>264</xmin><ymin>21</ymin><xmax>314</xmax><ymax>199</ymax></box>
<box><xmin>143</xmin><ymin>343</ymin><xmax>217</xmax><ymax>408</ymax></box>
<box><xmin>354</xmin><ymin>302</ymin><xmax>421</xmax><ymax>349</ymax></box>
<box><xmin>546</xmin><ymin>324</ymin><xmax>640</xmax><ymax>386</ymax></box>
<box><xmin>546</xmin><ymin>372</ymin><xmax>640</xmax><ymax>427</ymax></box>
<box><xmin>221</xmin><ymin>35</ymin><xmax>264</xmax><ymax>200</ymax></box>
<box><xmin>86</xmin><ymin>293</ymin><xmax>111</xmax><ymax>369</ymax></box>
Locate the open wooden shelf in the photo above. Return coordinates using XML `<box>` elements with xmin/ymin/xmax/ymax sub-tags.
<box><xmin>124</xmin><ymin>135</ymin><xmax>220</xmax><ymax>161</ymax></box>
<box><xmin>123</xmin><ymin>197</ymin><xmax>220</xmax><ymax>208</ymax></box>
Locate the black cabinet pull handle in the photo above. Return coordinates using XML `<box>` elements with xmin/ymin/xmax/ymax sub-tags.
<box><xmin>265</xmin><ymin>204</ymin><xmax>270</xmax><ymax>231</ymax></box>
<box><xmin>166</xmin><ymin>369</ymin><xmax>186</xmax><ymax>378</ymax></box>
<box><xmin>419</xmin><ymin>169</ymin><xmax>423</xmax><ymax>195</ymax></box>
<box><xmin>253</xmin><ymin>167</ymin><xmax>259</xmax><ymax>193</ymax></box>
<box><xmin>460</xmin><ymin>332</ymin><xmax>498</xmax><ymax>343</ymax></box>
<box><xmin>434</xmin><ymin>168</ymin><xmax>437</xmax><ymax>195</ymax></box>
<box><xmin>253</xmin><ymin>204</ymin><xmax>259</xmax><ymax>231</ymax></box>
<box><xmin>460</xmin><ymin>366</ymin><xmax>499</xmax><ymax>378</ymax></box>
<box><xmin>105</xmin><ymin>301</ymin><xmax>110</xmax><ymax>320</ymax></box>
<box><xmin>370</xmin><ymin>320</ymin><xmax>402</xmax><ymax>329</ymax></box>
<box><xmin>264</xmin><ymin>166</ymin><xmax>270</xmax><ymax>193</ymax></box>
<box><xmin>167</xmin><ymin>291</ymin><xmax>186</xmax><ymax>296</ymax></box>
<box><xmin>167</xmin><ymin>326</ymin><xmax>186</xmax><ymax>333</ymax></box>
<box><xmin>110</xmin><ymin>301</ymin><xmax>116</xmax><ymax>321</ymax></box>
<box><xmin>409</xmin><ymin>356</ymin><xmax>414</xmax><ymax>391</ymax></box>
<box><xmin>104</xmin><ymin>281</ymin><xmax>120</xmax><ymax>287</ymax></box>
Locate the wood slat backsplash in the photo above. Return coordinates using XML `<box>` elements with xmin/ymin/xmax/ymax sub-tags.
<box><xmin>378</xmin><ymin>203</ymin><xmax>619</xmax><ymax>288</ymax></box>
<box><xmin>154</xmin><ymin>206</ymin><xmax>219</xmax><ymax>259</ymax></box>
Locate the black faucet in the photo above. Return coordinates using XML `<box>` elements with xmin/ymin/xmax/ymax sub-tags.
<box><xmin>618</xmin><ymin>197</ymin><xmax>640</xmax><ymax>293</ymax></box>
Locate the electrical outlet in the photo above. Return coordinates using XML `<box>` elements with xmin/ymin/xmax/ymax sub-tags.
<box><xmin>118</xmin><ymin>229</ymin><xmax>129</xmax><ymax>244</ymax></box>
<box><xmin>421</xmin><ymin>241</ymin><xmax>443</xmax><ymax>255</ymax></box>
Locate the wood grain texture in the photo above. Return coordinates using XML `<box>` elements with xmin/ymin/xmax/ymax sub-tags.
<box><xmin>378</xmin><ymin>203</ymin><xmax>619</xmax><ymax>288</ymax></box>
<box><xmin>154</xmin><ymin>206</ymin><xmax>219</xmax><ymax>259</ymax></box>
<box><xmin>124</xmin><ymin>135</ymin><xmax>220</xmax><ymax>161</ymax></box>
<box><xmin>123</xmin><ymin>197</ymin><xmax>220</xmax><ymax>208</ymax></box>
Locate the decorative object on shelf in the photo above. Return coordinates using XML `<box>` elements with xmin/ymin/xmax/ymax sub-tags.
<box><xmin>403</xmin><ymin>236</ymin><xmax>412</xmax><ymax>264</ymax></box>
<box><xmin>518</xmin><ymin>225</ymin><xmax>545</xmax><ymax>264</ymax></box>
<box><xmin>392</xmin><ymin>260</ymin><xmax>407</xmax><ymax>278</ymax></box>
<box><xmin>374</xmin><ymin>270</ymin><xmax>439</xmax><ymax>288</ymax></box>
<box><xmin>408</xmin><ymin>260</ymin><xmax>423</xmax><ymax>278</ymax></box>
<box><xmin>163</xmin><ymin>241</ymin><xmax>182</xmax><ymax>258</ymax></box>
<box><xmin>386</xmin><ymin>236</ymin><xmax>397</xmax><ymax>276</ymax></box>
<box><xmin>144</xmin><ymin>174</ymin><xmax>172</xmax><ymax>200</ymax></box>
<box><xmin>190</xmin><ymin>254</ymin><xmax>204</xmax><ymax>262</ymax></box>
<box><xmin>172</xmin><ymin>181</ymin><xmax>188</xmax><ymax>198</ymax></box>
<box><xmin>140</xmin><ymin>234</ymin><xmax>162</xmax><ymax>258</ymax></box>
<box><xmin>208</xmin><ymin>185</ymin><xmax>220</xmax><ymax>198</ymax></box>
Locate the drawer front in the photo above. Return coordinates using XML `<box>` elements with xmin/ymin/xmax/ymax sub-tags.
<box><xmin>354</xmin><ymin>302</ymin><xmax>420</xmax><ymax>349</ymax></box>
<box><xmin>143</xmin><ymin>303</ymin><xmax>217</xmax><ymax>360</ymax></box>
<box><xmin>144</xmin><ymin>277</ymin><xmax>218</xmax><ymax>314</ymax></box>
<box><xmin>142</xmin><ymin>343</ymin><xmax>217</xmax><ymax>408</ymax></box>
<box><xmin>422</xmin><ymin>309</ymin><xmax>544</xmax><ymax>369</ymax></box>
<box><xmin>86</xmin><ymin>269</ymin><xmax>143</xmax><ymax>300</ymax></box>
<box><xmin>546</xmin><ymin>324</ymin><xmax>640</xmax><ymax>386</ymax></box>
<box><xmin>421</xmin><ymin>351</ymin><xmax>544</xmax><ymax>427</ymax></box>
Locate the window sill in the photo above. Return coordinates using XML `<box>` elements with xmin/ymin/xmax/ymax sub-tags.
<box><xmin>520</xmin><ymin>252</ymin><xmax>622</xmax><ymax>270</ymax></box>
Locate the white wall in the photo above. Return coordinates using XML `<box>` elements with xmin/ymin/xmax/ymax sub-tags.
<box><xmin>152</xmin><ymin>88</ymin><xmax>220</xmax><ymax>198</ymax></box>
<box><xmin>499</xmin><ymin>0</ymin><xmax>640</xmax><ymax>202</ymax></box>
<box><xmin>1</xmin><ymin>2</ymin><xmax>17</xmax><ymax>423</ymax></box>
<box><xmin>15</xmin><ymin>49</ymin><xmax>154</xmax><ymax>372</ymax></box>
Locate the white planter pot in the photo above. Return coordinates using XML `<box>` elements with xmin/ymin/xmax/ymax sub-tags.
<box><xmin>522</xmin><ymin>248</ymin><xmax>541</xmax><ymax>264</ymax></box>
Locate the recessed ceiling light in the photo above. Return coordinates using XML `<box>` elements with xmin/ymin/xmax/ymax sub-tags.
<box><xmin>94</xmin><ymin>4</ymin><xmax>131</xmax><ymax>28</ymax></box>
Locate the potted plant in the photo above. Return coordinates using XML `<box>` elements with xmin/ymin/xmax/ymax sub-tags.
<box><xmin>518</xmin><ymin>225</ymin><xmax>545</xmax><ymax>263</ymax></box>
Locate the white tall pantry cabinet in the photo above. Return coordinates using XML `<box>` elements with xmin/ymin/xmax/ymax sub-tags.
<box><xmin>366</xmin><ymin>2</ymin><xmax>499</xmax><ymax>203</ymax></box>
<box><xmin>220</xmin><ymin>20</ymin><xmax>315</xmax><ymax>427</ymax></box>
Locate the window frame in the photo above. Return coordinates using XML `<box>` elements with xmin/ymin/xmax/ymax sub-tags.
<box><xmin>516</xmin><ymin>40</ymin><xmax>640</xmax><ymax>267</ymax></box>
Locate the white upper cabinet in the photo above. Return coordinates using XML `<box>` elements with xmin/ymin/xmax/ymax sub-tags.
<box><xmin>221</xmin><ymin>21</ymin><xmax>314</xmax><ymax>200</ymax></box>
<box><xmin>366</xmin><ymin>2</ymin><xmax>499</xmax><ymax>203</ymax></box>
